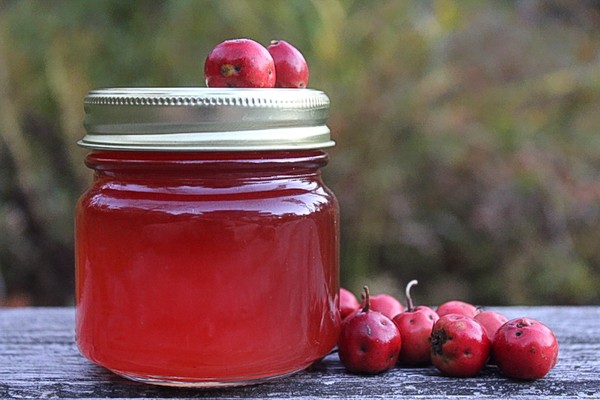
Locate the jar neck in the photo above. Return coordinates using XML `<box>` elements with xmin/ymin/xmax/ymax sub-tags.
<box><xmin>85</xmin><ymin>150</ymin><xmax>329</xmax><ymax>180</ymax></box>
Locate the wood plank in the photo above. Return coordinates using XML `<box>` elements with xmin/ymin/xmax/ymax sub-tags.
<box><xmin>1</xmin><ymin>307</ymin><xmax>599</xmax><ymax>399</ymax></box>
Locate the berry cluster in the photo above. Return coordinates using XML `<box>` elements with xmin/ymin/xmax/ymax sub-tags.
<box><xmin>204</xmin><ymin>38</ymin><xmax>309</xmax><ymax>88</ymax></box>
<box><xmin>338</xmin><ymin>281</ymin><xmax>559</xmax><ymax>380</ymax></box>
<box><xmin>204</xmin><ymin>37</ymin><xmax>560</xmax><ymax>383</ymax></box>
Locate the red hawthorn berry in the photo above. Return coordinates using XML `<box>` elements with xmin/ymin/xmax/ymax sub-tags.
<box><xmin>204</xmin><ymin>38</ymin><xmax>275</xmax><ymax>88</ymax></box>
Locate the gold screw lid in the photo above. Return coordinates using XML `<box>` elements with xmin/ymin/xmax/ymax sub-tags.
<box><xmin>79</xmin><ymin>87</ymin><xmax>334</xmax><ymax>151</ymax></box>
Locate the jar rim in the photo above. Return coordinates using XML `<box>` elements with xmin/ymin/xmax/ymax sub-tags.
<box><xmin>79</xmin><ymin>87</ymin><xmax>335</xmax><ymax>151</ymax></box>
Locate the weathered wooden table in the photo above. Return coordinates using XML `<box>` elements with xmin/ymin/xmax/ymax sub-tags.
<box><xmin>1</xmin><ymin>306</ymin><xmax>598</xmax><ymax>399</ymax></box>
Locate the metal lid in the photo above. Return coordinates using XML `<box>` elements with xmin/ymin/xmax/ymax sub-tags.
<box><xmin>79</xmin><ymin>87</ymin><xmax>334</xmax><ymax>151</ymax></box>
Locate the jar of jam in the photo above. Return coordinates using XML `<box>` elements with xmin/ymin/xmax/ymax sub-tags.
<box><xmin>75</xmin><ymin>88</ymin><xmax>340</xmax><ymax>387</ymax></box>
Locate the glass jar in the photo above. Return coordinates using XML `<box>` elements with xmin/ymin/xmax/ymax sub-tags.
<box><xmin>75</xmin><ymin>88</ymin><xmax>340</xmax><ymax>387</ymax></box>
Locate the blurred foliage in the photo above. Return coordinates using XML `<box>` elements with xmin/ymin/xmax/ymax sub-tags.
<box><xmin>1</xmin><ymin>0</ymin><xmax>600</xmax><ymax>306</ymax></box>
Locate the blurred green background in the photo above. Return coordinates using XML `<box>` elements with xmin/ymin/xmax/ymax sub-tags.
<box><xmin>1</xmin><ymin>0</ymin><xmax>599</xmax><ymax>307</ymax></box>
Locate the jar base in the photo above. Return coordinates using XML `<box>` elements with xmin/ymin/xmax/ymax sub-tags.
<box><xmin>110</xmin><ymin>365</ymin><xmax>308</xmax><ymax>388</ymax></box>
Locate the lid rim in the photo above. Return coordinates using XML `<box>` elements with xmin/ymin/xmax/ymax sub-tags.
<box><xmin>81</xmin><ymin>87</ymin><xmax>333</xmax><ymax>151</ymax></box>
<box><xmin>77</xmin><ymin>141</ymin><xmax>336</xmax><ymax>152</ymax></box>
<box><xmin>83</xmin><ymin>87</ymin><xmax>330</xmax><ymax>108</ymax></box>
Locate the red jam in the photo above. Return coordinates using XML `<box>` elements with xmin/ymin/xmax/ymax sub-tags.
<box><xmin>75</xmin><ymin>150</ymin><xmax>340</xmax><ymax>386</ymax></box>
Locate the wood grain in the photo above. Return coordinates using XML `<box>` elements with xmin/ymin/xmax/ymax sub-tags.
<box><xmin>1</xmin><ymin>306</ymin><xmax>598</xmax><ymax>399</ymax></box>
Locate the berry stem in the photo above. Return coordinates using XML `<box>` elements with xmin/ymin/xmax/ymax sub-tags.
<box><xmin>405</xmin><ymin>279</ymin><xmax>418</xmax><ymax>311</ymax></box>
<box><xmin>361</xmin><ymin>285</ymin><xmax>371</xmax><ymax>313</ymax></box>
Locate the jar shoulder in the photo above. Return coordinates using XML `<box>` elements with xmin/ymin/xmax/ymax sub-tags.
<box><xmin>77</xmin><ymin>175</ymin><xmax>338</xmax><ymax>217</ymax></box>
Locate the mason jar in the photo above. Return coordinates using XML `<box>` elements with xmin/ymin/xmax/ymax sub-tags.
<box><xmin>75</xmin><ymin>88</ymin><xmax>340</xmax><ymax>387</ymax></box>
